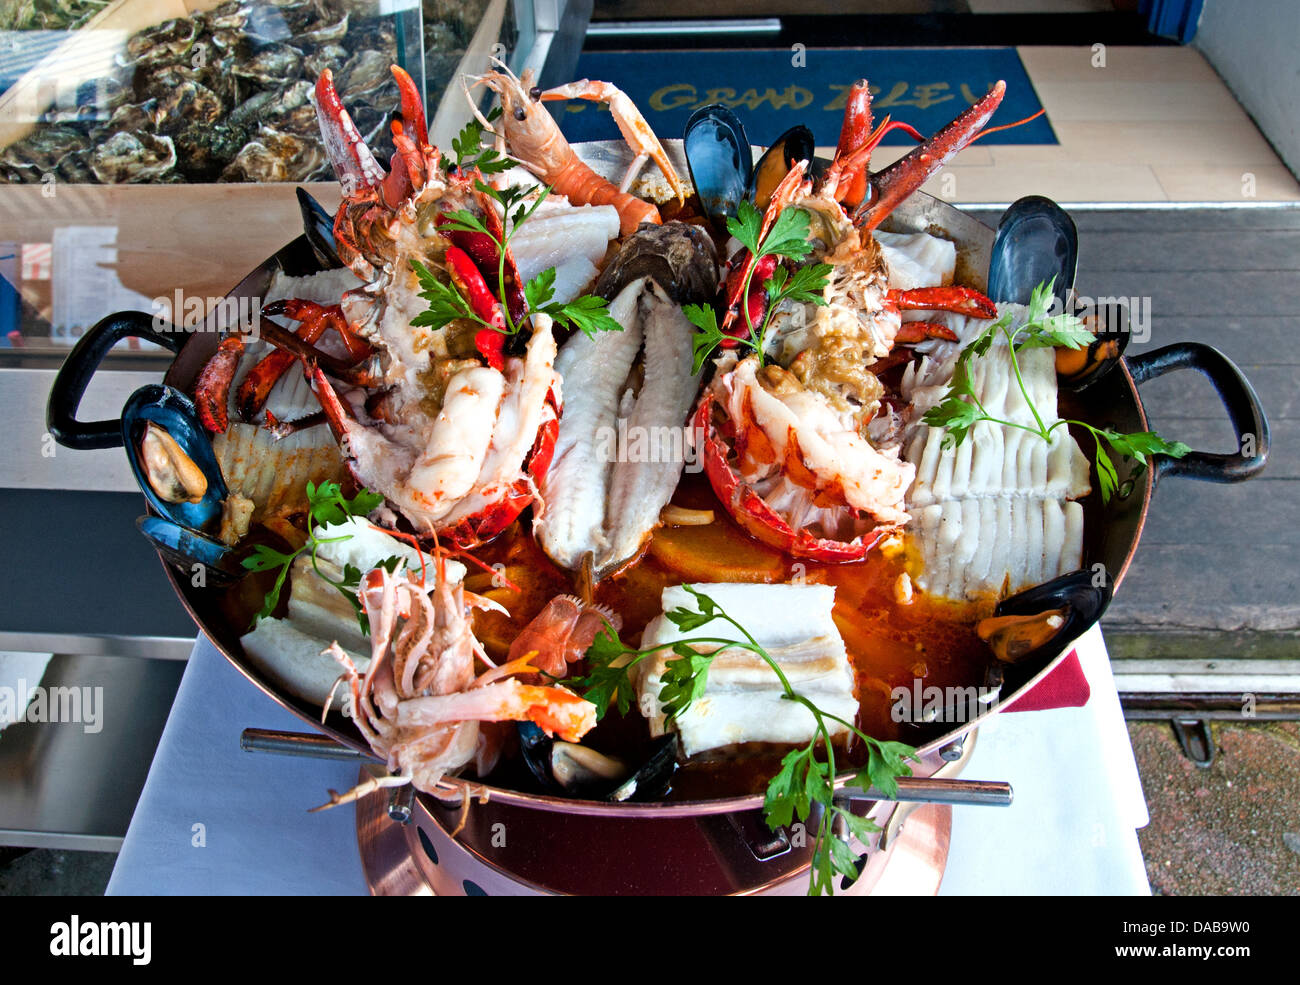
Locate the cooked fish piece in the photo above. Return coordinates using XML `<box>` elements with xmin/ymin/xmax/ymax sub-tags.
<box><xmin>601</xmin><ymin>281</ymin><xmax>703</xmax><ymax>572</ymax></box>
<box><xmin>634</xmin><ymin>583</ymin><xmax>857</xmax><ymax>758</ymax></box>
<box><xmin>537</xmin><ymin>277</ymin><xmax>703</xmax><ymax>577</ymax></box>
<box><xmin>901</xmin><ymin>303</ymin><xmax>1090</xmax><ymax>601</ymax></box>
<box><xmin>510</xmin><ymin>204</ymin><xmax>620</xmax><ymax>291</ymax></box>
<box><xmin>535</xmin><ymin>279</ymin><xmax>645</xmax><ymax>570</ymax></box>
<box><xmin>874</xmin><ymin>229</ymin><xmax>957</xmax><ymax>291</ymax></box>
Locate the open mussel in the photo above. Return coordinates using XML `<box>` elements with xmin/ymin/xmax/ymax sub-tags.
<box><xmin>749</xmin><ymin>124</ymin><xmax>815</xmax><ymax>211</ymax></box>
<box><xmin>518</xmin><ymin>724</ymin><xmax>679</xmax><ymax>802</ymax></box>
<box><xmin>1056</xmin><ymin>299</ymin><xmax>1131</xmax><ymax>392</ymax></box>
<box><xmin>976</xmin><ymin>569</ymin><xmax>1112</xmax><ymax>666</ymax></box>
<box><xmin>123</xmin><ymin>385</ymin><xmax>245</xmax><ymax>583</ymax></box>
<box><xmin>683</xmin><ymin>104</ymin><xmax>752</xmax><ymax>227</ymax></box>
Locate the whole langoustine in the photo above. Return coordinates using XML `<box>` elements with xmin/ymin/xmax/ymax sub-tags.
<box><xmin>466</xmin><ymin>61</ymin><xmax>684</xmax><ymax>236</ymax></box>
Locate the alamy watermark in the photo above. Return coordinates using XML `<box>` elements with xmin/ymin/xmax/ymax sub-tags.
<box><xmin>0</xmin><ymin>680</ymin><xmax>103</xmax><ymax>734</ymax></box>
<box><xmin>1039</xmin><ymin>293</ymin><xmax>1153</xmax><ymax>344</ymax></box>
<box><xmin>151</xmin><ymin>289</ymin><xmax>262</xmax><ymax>339</ymax></box>
<box><xmin>594</xmin><ymin>421</ymin><xmax>703</xmax><ymax>473</ymax></box>
<box><xmin>891</xmin><ymin>679</ymin><xmax>999</xmax><ymax>724</ymax></box>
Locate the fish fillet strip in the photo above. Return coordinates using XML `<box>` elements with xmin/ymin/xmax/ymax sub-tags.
<box><xmin>634</xmin><ymin>584</ymin><xmax>857</xmax><ymax>758</ymax></box>
<box><xmin>899</xmin><ymin>303</ymin><xmax>1090</xmax><ymax>601</ymax></box>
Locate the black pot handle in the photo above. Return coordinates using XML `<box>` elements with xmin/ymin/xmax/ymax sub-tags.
<box><xmin>46</xmin><ymin>311</ymin><xmax>184</xmax><ymax>451</ymax></box>
<box><xmin>1127</xmin><ymin>342</ymin><xmax>1269</xmax><ymax>482</ymax></box>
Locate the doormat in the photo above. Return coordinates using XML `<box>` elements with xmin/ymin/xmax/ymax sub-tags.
<box><xmin>558</xmin><ymin>47</ymin><xmax>1055</xmax><ymax>148</ymax></box>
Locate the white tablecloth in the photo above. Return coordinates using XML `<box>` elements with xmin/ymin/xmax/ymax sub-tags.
<box><xmin>108</xmin><ymin>625</ymin><xmax>1150</xmax><ymax>896</ymax></box>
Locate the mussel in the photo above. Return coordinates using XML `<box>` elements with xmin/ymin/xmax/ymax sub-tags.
<box><xmin>296</xmin><ymin>187</ymin><xmax>343</xmax><ymax>269</ymax></box>
<box><xmin>987</xmin><ymin>196</ymin><xmax>1126</xmax><ymax>391</ymax></box>
<box><xmin>518</xmin><ymin>724</ymin><xmax>679</xmax><ymax>802</ymax></box>
<box><xmin>987</xmin><ymin>196</ymin><xmax>1078</xmax><ymax>309</ymax></box>
<box><xmin>123</xmin><ymin>384</ymin><xmax>244</xmax><ymax>583</ymax></box>
<box><xmin>748</xmin><ymin>124</ymin><xmax>815</xmax><ymax>211</ymax></box>
<box><xmin>683</xmin><ymin>104</ymin><xmax>752</xmax><ymax>226</ymax></box>
<box><xmin>1055</xmin><ymin>300</ymin><xmax>1131</xmax><ymax>392</ymax></box>
<box><xmin>976</xmin><ymin>569</ymin><xmax>1112</xmax><ymax>666</ymax></box>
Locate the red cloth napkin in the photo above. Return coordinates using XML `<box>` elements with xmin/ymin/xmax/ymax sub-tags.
<box><xmin>1001</xmin><ymin>649</ymin><xmax>1090</xmax><ymax>712</ymax></box>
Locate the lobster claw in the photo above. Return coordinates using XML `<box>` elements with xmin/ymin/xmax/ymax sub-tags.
<box><xmin>856</xmin><ymin>80</ymin><xmax>1007</xmax><ymax>231</ymax></box>
<box><xmin>315</xmin><ymin>65</ymin><xmax>430</xmax><ymax>209</ymax></box>
<box><xmin>314</xmin><ymin>68</ymin><xmax>387</xmax><ymax>195</ymax></box>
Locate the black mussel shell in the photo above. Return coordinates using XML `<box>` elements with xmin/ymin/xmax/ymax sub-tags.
<box><xmin>122</xmin><ymin>384</ymin><xmax>228</xmax><ymax>534</ymax></box>
<box><xmin>683</xmin><ymin>104</ymin><xmax>752</xmax><ymax>226</ymax></box>
<box><xmin>517</xmin><ymin>723</ymin><xmax>679</xmax><ymax>802</ymax></box>
<box><xmin>136</xmin><ymin>516</ymin><xmax>241</xmax><ymax>586</ymax></box>
<box><xmin>749</xmin><ymin>124</ymin><xmax>815</xmax><ymax>211</ymax></box>
<box><xmin>987</xmin><ymin>196</ymin><xmax>1078</xmax><ymax>309</ymax></box>
<box><xmin>594</xmin><ymin>221</ymin><xmax>720</xmax><ymax>305</ymax></box>
<box><xmin>987</xmin><ymin>569</ymin><xmax>1113</xmax><ymax>670</ymax></box>
<box><xmin>1057</xmin><ymin>297</ymin><xmax>1132</xmax><ymax>391</ymax></box>
<box><xmin>296</xmin><ymin>187</ymin><xmax>344</xmax><ymax>270</ymax></box>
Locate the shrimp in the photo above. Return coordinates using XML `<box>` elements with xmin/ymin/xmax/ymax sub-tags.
<box><xmin>465</xmin><ymin>60</ymin><xmax>685</xmax><ymax>235</ymax></box>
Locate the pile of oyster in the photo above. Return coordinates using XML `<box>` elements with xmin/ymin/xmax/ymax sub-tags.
<box><xmin>0</xmin><ymin>0</ymin><xmax>495</xmax><ymax>184</ymax></box>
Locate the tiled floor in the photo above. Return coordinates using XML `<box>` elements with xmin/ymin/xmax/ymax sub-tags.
<box><xmin>864</xmin><ymin>46</ymin><xmax>1300</xmax><ymax>204</ymax></box>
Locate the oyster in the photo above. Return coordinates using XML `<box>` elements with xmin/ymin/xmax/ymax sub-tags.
<box><xmin>232</xmin><ymin>43</ymin><xmax>302</xmax><ymax>84</ymax></box>
<box><xmin>90</xmin><ymin>131</ymin><xmax>177</xmax><ymax>183</ymax></box>
<box><xmin>124</xmin><ymin>18</ymin><xmax>201</xmax><ymax>67</ymax></box>
<box><xmin>220</xmin><ymin>125</ymin><xmax>323</xmax><ymax>182</ymax></box>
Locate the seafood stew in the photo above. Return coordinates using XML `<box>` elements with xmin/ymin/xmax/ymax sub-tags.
<box><xmin>45</xmin><ymin>59</ymin><xmax>1269</xmax><ymax>894</ymax></box>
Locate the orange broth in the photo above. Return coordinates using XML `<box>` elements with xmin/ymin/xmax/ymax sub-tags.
<box><xmin>467</xmin><ymin>471</ymin><xmax>994</xmax><ymax>798</ymax></box>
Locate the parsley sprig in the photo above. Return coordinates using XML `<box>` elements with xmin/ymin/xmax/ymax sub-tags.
<box><xmin>412</xmin><ymin>120</ymin><xmax>622</xmax><ymax>340</ymax></box>
<box><xmin>570</xmin><ymin>585</ymin><xmax>917</xmax><ymax>897</ymax></box>
<box><xmin>241</xmin><ymin>481</ymin><xmax>399</xmax><ymax>635</ymax></box>
<box><xmin>450</xmin><ymin>106</ymin><xmax>510</xmax><ymax>175</ymax></box>
<box><xmin>921</xmin><ymin>279</ymin><xmax>1190</xmax><ymax>502</ymax></box>
<box><xmin>684</xmin><ymin>200</ymin><xmax>833</xmax><ymax>373</ymax></box>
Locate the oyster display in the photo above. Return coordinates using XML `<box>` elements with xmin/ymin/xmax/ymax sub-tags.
<box><xmin>0</xmin><ymin>0</ymin><xmax>509</xmax><ymax>185</ymax></box>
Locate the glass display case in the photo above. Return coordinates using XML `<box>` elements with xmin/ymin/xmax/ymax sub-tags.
<box><xmin>0</xmin><ymin>0</ymin><xmax>528</xmax><ymax>359</ymax></box>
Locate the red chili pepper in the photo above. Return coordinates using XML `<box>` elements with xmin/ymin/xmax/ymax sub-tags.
<box><xmin>473</xmin><ymin>328</ymin><xmax>505</xmax><ymax>371</ymax></box>
<box><xmin>445</xmin><ymin>245</ymin><xmax>508</xmax><ymax>370</ymax></box>
<box><xmin>721</xmin><ymin>251</ymin><xmax>778</xmax><ymax>347</ymax></box>
<box><xmin>437</xmin><ymin>199</ymin><xmax>528</xmax><ymax>326</ymax></box>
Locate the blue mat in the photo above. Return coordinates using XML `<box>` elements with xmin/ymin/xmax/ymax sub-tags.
<box><xmin>558</xmin><ymin>47</ymin><xmax>1055</xmax><ymax>149</ymax></box>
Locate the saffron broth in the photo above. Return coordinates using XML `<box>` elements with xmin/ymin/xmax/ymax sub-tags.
<box><xmin>466</xmin><ymin>472</ymin><xmax>993</xmax><ymax>799</ymax></box>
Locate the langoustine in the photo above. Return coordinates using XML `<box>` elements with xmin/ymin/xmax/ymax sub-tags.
<box><xmin>315</xmin><ymin>560</ymin><xmax>597</xmax><ymax>809</ymax></box>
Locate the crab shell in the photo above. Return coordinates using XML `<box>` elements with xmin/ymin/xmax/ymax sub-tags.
<box><xmin>694</xmin><ymin>393</ymin><xmax>887</xmax><ymax>564</ymax></box>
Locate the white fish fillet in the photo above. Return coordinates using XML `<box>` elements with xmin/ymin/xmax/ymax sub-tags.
<box><xmin>549</xmin><ymin>257</ymin><xmax>600</xmax><ymax>304</ymax></box>
<box><xmin>601</xmin><ymin>281</ymin><xmax>703</xmax><ymax>573</ymax></box>
<box><xmin>634</xmin><ymin>583</ymin><xmax>856</xmax><ymax>758</ymax></box>
<box><xmin>241</xmin><ymin>616</ymin><xmax>369</xmax><ymax>708</ymax></box>
<box><xmin>510</xmin><ymin>205</ymin><xmax>620</xmax><ymax>283</ymax></box>
<box><xmin>535</xmin><ymin>279</ymin><xmax>645</xmax><ymax>570</ymax></box>
<box><xmin>902</xmin><ymin>303</ymin><xmax>1091</xmax><ymax>601</ymax></box>
<box><xmin>874</xmin><ymin>229</ymin><xmax>956</xmax><ymax>291</ymax></box>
